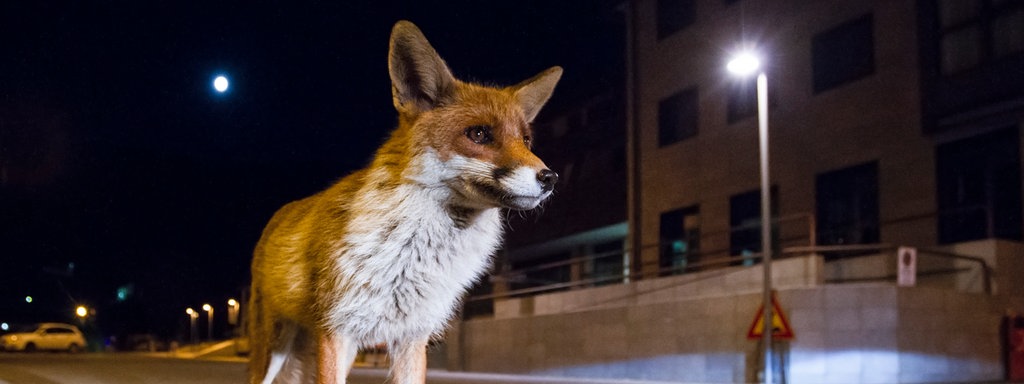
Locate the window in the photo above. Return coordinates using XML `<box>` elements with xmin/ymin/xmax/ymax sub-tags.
<box><xmin>816</xmin><ymin>162</ymin><xmax>880</xmax><ymax>248</ymax></box>
<box><xmin>937</xmin><ymin>0</ymin><xmax>1024</xmax><ymax>75</ymax></box>
<box><xmin>658</xmin><ymin>87</ymin><xmax>699</xmax><ymax>146</ymax></box>
<box><xmin>727</xmin><ymin>76</ymin><xmax>777</xmax><ymax>124</ymax></box>
<box><xmin>936</xmin><ymin>127</ymin><xmax>1022</xmax><ymax>243</ymax></box>
<box><xmin>659</xmin><ymin>206</ymin><xmax>700</xmax><ymax>275</ymax></box>
<box><xmin>657</xmin><ymin>0</ymin><xmax>696</xmax><ymax>39</ymax></box>
<box><xmin>729</xmin><ymin>188</ymin><xmax>778</xmax><ymax>259</ymax></box>
<box><xmin>812</xmin><ymin>14</ymin><xmax>875</xmax><ymax>93</ymax></box>
<box><xmin>585</xmin><ymin>240</ymin><xmax>626</xmax><ymax>285</ymax></box>
<box><xmin>727</xmin><ymin>76</ymin><xmax>758</xmax><ymax>123</ymax></box>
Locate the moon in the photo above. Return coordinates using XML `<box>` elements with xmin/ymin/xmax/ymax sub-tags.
<box><xmin>213</xmin><ymin>75</ymin><xmax>229</xmax><ymax>93</ymax></box>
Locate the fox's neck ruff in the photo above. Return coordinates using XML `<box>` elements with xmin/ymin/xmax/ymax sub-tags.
<box><xmin>323</xmin><ymin>148</ymin><xmax>504</xmax><ymax>345</ymax></box>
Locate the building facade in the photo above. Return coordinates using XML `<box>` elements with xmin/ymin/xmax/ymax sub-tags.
<box><xmin>631</xmin><ymin>0</ymin><xmax>1024</xmax><ymax>277</ymax></box>
<box><xmin>451</xmin><ymin>0</ymin><xmax>1024</xmax><ymax>382</ymax></box>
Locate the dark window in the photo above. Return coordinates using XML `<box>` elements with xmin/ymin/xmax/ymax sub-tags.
<box><xmin>936</xmin><ymin>0</ymin><xmax>1024</xmax><ymax>75</ymax></box>
<box><xmin>586</xmin><ymin>240</ymin><xmax>625</xmax><ymax>285</ymax></box>
<box><xmin>727</xmin><ymin>76</ymin><xmax>758</xmax><ymax>123</ymax></box>
<box><xmin>728</xmin><ymin>76</ymin><xmax>779</xmax><ymax>124</ymax></box>
<box><xmin>729</xmin><ymin>188</ymin><xmax>778</xmax><ymax>259</ymax></box>
<box><xmin>816</xmin><ymin>162</ymin><xmax>880</xmax><ymax>249</ymax></box>
<box><xmin>659</xmin><ymin>206</ymin><xmax>700</xmax><ymax>275</ymax></box>
<box><xmin>812</xmin><ymin>14</ymin><xmax>875</xmax><ymax>93</ymax></box>
<box><xmin>936</xmin><ymin>126</ymin><xmax>1023</xmax><ymax>243</ymax></box>
<box><xmin>657</xmin><ymin>0</ymin><xmax>696</xmax><ymax>39</ymax></box>
<box><xmin>658</xmin><ymin>87</ymin><xmax>699</xmax><ymax>146</ymax></box>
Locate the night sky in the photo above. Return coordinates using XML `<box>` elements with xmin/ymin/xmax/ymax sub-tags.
<box><xmin>1</xmin><ymin>1</ymin><xmax>622</xmax><ymax>339</ymax></box>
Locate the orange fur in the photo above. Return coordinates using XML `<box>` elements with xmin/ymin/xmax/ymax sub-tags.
<box><xmin>248</xmin><ymin>21</ymin><xmax>561</xmax><ymax>384</ymax></box>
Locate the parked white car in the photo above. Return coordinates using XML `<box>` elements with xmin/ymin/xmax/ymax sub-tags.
<box><xmin>1</xmin><ymin>323</ymin><xmax>86</xmax><ymax>353</ymax></box>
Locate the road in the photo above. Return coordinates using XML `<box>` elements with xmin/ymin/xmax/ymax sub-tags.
<box><xmin>0</xmin><ymin>353</ymin><xmax>666</xmax><ymax>384</ymax></box>
<box><xmin>0</xmin><ymin>353</ymin><xmax>243</xmax><ymax>384</ymax></box>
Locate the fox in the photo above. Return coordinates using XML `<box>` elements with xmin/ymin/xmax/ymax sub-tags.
<box><xmin>247</xmin><ymin>20</ymin><xmax>562</xmax><ymax>384</ymax></box>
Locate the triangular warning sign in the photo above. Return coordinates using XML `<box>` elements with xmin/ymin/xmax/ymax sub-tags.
<box><xmin>747</xmin><ymin>294</ymin><xmax>794</xmax><ymax>340</ymax></box>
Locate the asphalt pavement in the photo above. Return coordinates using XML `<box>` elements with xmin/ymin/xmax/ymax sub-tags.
<box><xmin>0</xmin><ymin>352</ymin><xmax>679</xmax><ymax>384</ymax></box>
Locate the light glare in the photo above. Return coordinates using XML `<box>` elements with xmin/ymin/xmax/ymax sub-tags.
<box><xmin>727</xmin><ymin>52</ymin><xmax>761</xmax><ymax>76</ymax></box>
<box><xmin>76</xmin><ymin>305</ymin><xmax>88</xmax><ymax>318</ymax></box>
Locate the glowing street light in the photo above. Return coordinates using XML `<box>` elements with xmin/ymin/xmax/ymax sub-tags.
<box><xmin>186</xmin><ymin>308</ymin><xmax>199</xmax><ymax>344</ymax></box>
<box><xmin>726</xmin><ymin>52</ymin><xmax>761</xmax><ymax>76</ymax></box>
<box><xmin>202</xmin><ymin>303</ymin><xmax>214</xmax><ymax>341</ymax></box>
<box><xmin>727</xmin><ymin>49</ymin><xmax>774</xmax><ymax>384</ymax></box>
<box><xmin>75</xmin><ymin>305</ymin><xmax>88</xmax><ymax>318</ymax></box>
<box><xmin>227</xmin><ymin>298</ymin><xmax>240</xmax><ymax>326</ymax></box>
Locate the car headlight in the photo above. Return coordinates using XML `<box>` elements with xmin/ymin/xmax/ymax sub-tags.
<box><xmin>8</xmin><ymin>335</ymin><xmax>17</xmax><ymax>341</ymax></box>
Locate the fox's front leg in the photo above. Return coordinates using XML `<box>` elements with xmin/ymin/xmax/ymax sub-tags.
<box><xmin>318</xmin><ymin>332</ymin><xmax>358</xmax><ymax>384</ymax></box>
<box><xmin>388</xmin><ymin>338</ymin><xmax>428</xmax><ymax>384</ymax></box>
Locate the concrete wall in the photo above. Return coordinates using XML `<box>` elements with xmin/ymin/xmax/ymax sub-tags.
<box><xmin>495</xmin><ymin>255</ymin><xmax>823</xmax><ymax>319</ymax></box>
<box><xmin>449</xmin><ymin>251</ymin><xmax>1022</xmax><ymax>383</ymax></box>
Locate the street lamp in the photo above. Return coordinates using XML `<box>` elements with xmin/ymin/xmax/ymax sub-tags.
<box><xmin>186</xmin><ymin>308</ymin><xmax>199</xmax><ymax>345</ymax></box>
<box><xmin>227</xmin><ymin>299</ymin><xmax>240</xmax><ymax>329</ymax></box>
<box><xmin>727</xmin><ymin>50</ymin><xmax>774</xmax><ymax>384</ymax></box>
<box><xmin>202</xmin><ymin>303</ymin><xmax>214</xmax><ymax>341</ymax></box>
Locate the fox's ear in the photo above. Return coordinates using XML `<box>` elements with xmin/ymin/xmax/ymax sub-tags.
<box><xmin>388</xmin><ymin>21</ymin><xmax>456</xmax><ymax>115</ymax></box>
<box><xmin>513</xmin><ymin>66</ymin><xmax>562</xmax><ymax>123</ymax></box>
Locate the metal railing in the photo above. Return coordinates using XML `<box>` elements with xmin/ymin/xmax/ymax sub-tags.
<box><xmin>471</xmin><ymin>241</ymin><xmax>993</xmax><ymax>302</ymax></box>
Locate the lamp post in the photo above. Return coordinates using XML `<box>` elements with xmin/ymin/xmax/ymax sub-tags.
<box><xmin>227</xmin><ymin>298</ymin><xmax>240</xmax><ymax>326</ymax></box>
<box><xmin>186</xmin><ymin>308</ymin><xmax>198</xmax><ymax>345</ymax></box>
<box><xmin>728</xmin><ymin>51</ymin><xmax>774</xmax><ymax>384</ymax></box>
<box><xmin>202</xmin><ymin>303</ymin><xmax>213</xmax><ymax>341</ymax></box>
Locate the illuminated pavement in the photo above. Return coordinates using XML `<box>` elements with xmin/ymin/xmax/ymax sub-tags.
<box><xmin>0</xmin><ymin>352</ymin><xmax>678</xmax><ymax>384</ymax></box>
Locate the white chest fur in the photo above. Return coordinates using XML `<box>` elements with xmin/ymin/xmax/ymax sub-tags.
<box><xmin>323</xmin><ymin>165</ymin><xmax>503</xmax><ymax>345</ymax></box>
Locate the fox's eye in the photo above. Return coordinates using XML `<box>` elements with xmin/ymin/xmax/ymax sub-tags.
<box><xmin>465</xmin><ymin>125</ymin><xmax>493</xmax><ymax>145</ymax></box>
<box><xmin>523</xmin><ymin>135</ymin><xmax>532</xmax><ymax>147</ymax></box>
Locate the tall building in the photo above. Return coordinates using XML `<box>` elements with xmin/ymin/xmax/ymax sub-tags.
<box><xmin>631</xmin><ymin>0</ymin><xmax>1024</xmax><ymax>279</ymax></box>
<box><xmin>448</xmin><ymin>1</ymin><xmax>1024</xmax><ymax>383</ymax></box>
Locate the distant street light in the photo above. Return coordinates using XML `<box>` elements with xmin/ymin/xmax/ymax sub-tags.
<box><xmin>186</xmin><ymin>308</ymin><xmax>199</xmax><ymax>345</ymax></box>
<box><xmin>202</xmin><ymin>303</ymin><xmax>214</xmax><ymax>341</ymax></box>
<box><xmin>75</xmin><ymin>305</ymin><xmax>88</xmax><ymax>319</ymax></box>
<box><xmin>227</xmin><ymin>298</ymin><xmax>240</xmax><ymax>326</ymax></box>
<box><xmin>727</xmin><ymin>49</ymin><xmax>774</xmax><ymax>384</ymax></box>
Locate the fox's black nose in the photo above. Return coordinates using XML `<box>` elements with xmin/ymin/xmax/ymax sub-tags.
<box><xmin>537</xmin><ymin>169</ymin><xmax>558</xmax><ymax>192</ymax></box>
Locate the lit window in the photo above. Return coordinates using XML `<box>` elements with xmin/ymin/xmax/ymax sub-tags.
<box><xmin>659</xmin><ymin>206</ymin><xmax>700</xmax><ymax>275</ymax></box>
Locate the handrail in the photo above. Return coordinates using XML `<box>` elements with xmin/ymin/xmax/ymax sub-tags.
<box><xmin>476</xmin><ymin>242</ymin><xmax>994</xmax><ymax>303</ymax></box>
<box><xmin>919</xmin><ymin>247</ymin><xmax>993</xmax><ymax>295</ymax></box>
